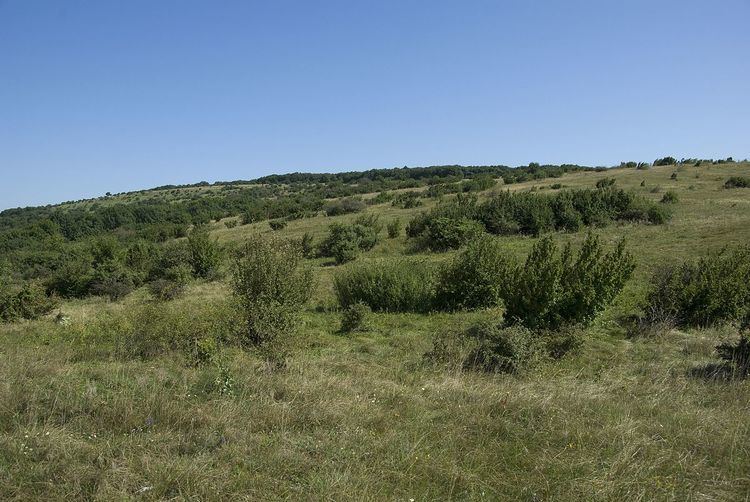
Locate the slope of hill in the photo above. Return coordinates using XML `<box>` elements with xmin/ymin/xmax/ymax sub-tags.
<box><xmin>1</xmin><ymin>160</ymin><xmax>749</xmax><ymax>499</ymax></box>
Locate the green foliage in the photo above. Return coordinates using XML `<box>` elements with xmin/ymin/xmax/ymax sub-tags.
<box><xmin>187</xmin><ymin>226</ymin><xmax>222</xmax><ymax>279</ymax></box>
<box><xmin>268</xmin><ymin>219</ymin><xmax>287</xmax><ymax>231</ymax></box>
<box><xmin>416</xmin><ymin>217</ymin><xmax>485</xmax><ymax>252</ymax></box>
<box><xmin>391</xmin><ymin>191</ymin><xmax>422</xmax><ymax>209</ymax></box>
<box><xmin>69</xmin><ymin>299</ymin><xmax>237</xmax><ymax>362</ymax></box>
<box><xmin>463</xmin><ymin>322</ymin><xmax>541</xmax><ymax>374</ymax></box>
<box><xmin>386</xmin><ymin>219</ymin><xmax>402</xmax><ymax>238</ymax></box>
<box><xmin>434</xmin><ymin>236</ymin><xmax>509</xmax><ymax>311</ymax></box>
<box><xmin>224</xmin><ymin>219</ymin><xmax>238</xmax><ymax>229</ymax></box>
<box><xmin>724</xmin><ymin>176</ymin><xmax>750</xmax><ymax>189</ymax></box>
<box><xmin>339</xmin><ymin>301</ymin><xmax>371</xmax><ymax>333</ymax></box>
<box><xmin>324</xmin><ymin>197</ymin><xmax>366</xmax><ymax>216</ymax></box>
<box><xmin>501</xmin><ymin>234</ymin><xmax>634</xmax><ymax>329</ymax></box>
<box><xmin>300</xmin><ymin>232</ymin><xmax>315</xmax><ymax>258</ymax></box>
<box><xmin>334</xmin><ymin>259</ymin><xmax>435</xmax><ymax>313</ymax></box>
<box><xmin>409</xmin><ymin>188</ymin><xmax>667</xmax><ymax>248</ymax></box>
<box><xmin>643</xmin><ymin>246</ymin><xmax>750</xmax><ymax>327</ymax></box>
<box><xmin>654</xmin><ymin>156</ymin><xmax>677</xmax><ymax>166</ymax></box>
<box><xmin>319</xmin><ymin>221</ymin><xmax>380</xmax><ymax>264</ymax></box>
<box><xmin>660</xmin><ymin>191</ymin><xmax>679</xmax><ymax>204</ymax></box>
<box><xmin>0</xmin><ymin>281</ymin><xmax>58</xmax><ymax>322</ymax></box>
<box><xmin>147</xmin><ymin>277</ymin><xmax>187</xmax><ymax>301</ymax></box>
<box><xmin>596</xmin><ymin>178</ymin><xmax>616</xmax><ymax>188</ymax></box>
<box><xmin>231</xmin><ymin>235</ymin><xmax>313</xmax><ymax>355</ymax></box>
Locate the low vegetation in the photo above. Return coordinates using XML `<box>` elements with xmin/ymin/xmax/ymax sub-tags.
<box><xmin>1</xmin><ymin>159</ymin><xmax>750</xmax><ymax>499</ymax></box>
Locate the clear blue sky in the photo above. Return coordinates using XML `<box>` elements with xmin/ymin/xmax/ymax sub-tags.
<box><xmin>1</xmin><ymin>0</ymin><xmax>748</xmax><ymax>209</ymax></box>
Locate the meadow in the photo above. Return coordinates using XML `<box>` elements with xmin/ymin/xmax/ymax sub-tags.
<box><xmin>1</xmin><ymin>160</ymin><xmax>749</xmax><ymax>500</ymax></box>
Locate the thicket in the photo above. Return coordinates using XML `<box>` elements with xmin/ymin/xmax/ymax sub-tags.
<box><xmin>0</xmin><ymin>281</ymin><xmax>58</xmax><ymax>322</ymax></box>
<box><xmin>500</xmin><ymin>234</ymin><xmax>634</xmax><ymax>330</ymax></box>
<box><xmin>434</xmin><ymin>237</ymin><xmax>508</xmax><ymax>311</ymax></box>
<box><xmin>725</xmin><ymin>176</ymin><xmax>750</xmax><ymax>189</ymax></box>
<box><xmin>386</xmin><ymin>219</ymin><xmax>401</xmax><ymax>238</ymax></box>
<box><xmin>339</xmin><ymin>302</ymin><xmax>371</xmax><ymax>333</ymax></box>
<box><xmin>318</xmin><ymin>215</ymin><xmax>381</xmax><ymax>264</ymax></box>
<box><xmin>231</xmin><ymin>235</ymin><xmax>313</xmax><ymax>362</ymax></box>
<box><xmin>336</xmin><ymin>232</ymin><xmax>633</xmax><ymax>331</ymax></box>
<box><xmin>642</xmin><ymin>246</ymin><xmax>750</xmax><ymax>328</ymax></box>
<box><xmin>187</xmin><ymin>225</ymin><xmax>222</xmax><ymax>279</ymax></box>
<box><xmin>407</xmin><ymin>188</ymin><xmax>669</xmax><ymax>250</ymax></box>
<box><xmin>324</xmin><ymin>198</ymin><xmax>366</xmax><ymax>216</ymax></box>
<box><xmin>334</xmin><ymin>260</ymin><xmax>435</xmax><ymax>313</ymax></box>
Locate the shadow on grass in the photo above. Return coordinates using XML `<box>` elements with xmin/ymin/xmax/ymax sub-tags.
<box><xmin>688</xmin><ymin>362</ymin><xmax>747</xmax><ymax>382</ymax></box>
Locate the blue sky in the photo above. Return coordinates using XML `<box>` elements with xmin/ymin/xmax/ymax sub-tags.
<box><xmin>1</xmin><ymin>0</ymin><xmax>748</xmax><ymax>209</ymax></box>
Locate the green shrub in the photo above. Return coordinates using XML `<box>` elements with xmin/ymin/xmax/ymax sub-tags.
<box><xmin>339</xmin><ymin>302</ymin><xmax>371</xmax><ymax>333</ymax></box>
<box><xmin>643</xmin><ymin>246</ymin><xmax>750</xmax><ymax>328</ymax></box>
<box><xmin>319</xmin><ymin>222</ymin><xmax>379</xmax><ymax>264</ymax></box>
<box><xmin>463</xmin><ymin>322</ymin><xmax>540</xmax><ymax>373</ymax></box>
<box><xmin>416</xmin><ymin>217</ymin><xmax>484</xmax><ymax>251</ymax></box>
<box><xmin>89</xmin><ymin>271</ymin><xmax>135</xmax><ymax>301</ymax></box>
<box><xmin>724</xmin><ymin>176</ymin><xmax>750</xmax><ymax>189</ymax></box>
<box><xmin>147</xmin><ymin>278</ymin><xmax>186</xmax><ymax>301</ymax></box>
<box><xmin>269</xmin><ymin>219</ymin><xmax>287</xmax><ymax>231</ymax></box>
<box><xmin>334</xmin><ymin>259</ymin><xmax>435</xmax><ymax>313</ymax></box>
<box><xmin>0</xmin><ymin>281</ymin><xmax>58</xmax><ymax>322</ymax></box>
<box><xmin>660</xmin><ymin>191</ymin><xmax>679</xmax><ymax>204</ymax></box>
<box><xmin>596</xmin><ymin>178</ymin><xmax>616</xmax><ymax>188</ymax></box>
<box><xmin>501</xmin><ymin>234</ymin><xmax>634</xmax><ymax>329</ymax></box>
<box><xmin>392</xmin><ymin>191</ymin><xmax>422</xmax><ymax>209</ymax></box>
<box><xmin>224</xmin><ymin>219</ymin><xmax>238</xmax><ymax>229</ymax></box>
<box><xmin>387</xmin><ymin>219</ymin><xmax>402</xmax><ymax>238</ymax></box>
<box><xmin>353</xmin><ymin>213</ymin><xmax>383</xmax><ymax>234</ymax></box>
<box><xmin>187</xmin><ymin>226</ymin><xmax>222</xmax><ymax>279</ymax></box>
<box><xmin>231</xmin><ymin>235</ymin><xmax>313</xmax><ymax>357</ymax></box>
<box><xmin>434</xmin><ymin>236</ymin><xmax>509</xmax><ymax>311</ymax></box>
<box><xmin>300</xmin><ymin>232</ymin><xmax>315</xmax><ymax>258</ymax></box>
<box><xmin>324</xmin><ymin>197</ymin><xmax>366</xmax><ymax>216</ymax></box>
<box><xmin>654</xmin><ymin>156</ymin><xmax>677</xmax><ymax>166</ymax></box>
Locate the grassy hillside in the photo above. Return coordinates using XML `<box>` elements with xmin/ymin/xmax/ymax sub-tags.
<box><xmin>1</xmin><ymin>162</ymin><xmax>749</xmax><ymax>500</ymax></box>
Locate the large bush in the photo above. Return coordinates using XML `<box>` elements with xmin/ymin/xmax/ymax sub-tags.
<box><xmin>231</xmin><ymin>235</ymin><xmax>313</xmax><ymax>356</ymax></box>
<box><xmin>334</xmin><ymin>259</ymin><xmax>435</xmax><ymax>313</ymax></box>
<box><xmin>643</xmin><ymin>246</ymin><xmax>750</xmax><ymax>328</ymax></box>
<box><xmin>724</xmin><ymin>176</ymin><xmax>750</xmax><ymax>189</ymax></box>
<box><xmin>319</xmin><ymin>220</ymin><xmax>380</xmax><ymax>264</ymax></box>
<box><xmin>187</xmin><ymin>225</ymin><xmax>222</xmax><ymax>279</ymax></box>
<box><xmin>434</xmin><ymin>236</ymin><xmax>509</xmax><ymax>310</ymax></box>
<box><xmin>0</xmin><ymin>281</ymin><xmax>58</xmax><ymax>322</ymax></box>
<box><xmin>324</xmin><ymin>197</ymin><xmax>366</xmax><ymax>216</ymax></box>
<box><xmin>501</xmin><ymin>234</ymin><xmax>634</xmax><ymax>329</ymax></box>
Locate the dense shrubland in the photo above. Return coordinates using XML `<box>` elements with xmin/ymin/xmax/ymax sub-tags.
<box><xmin>407</xmin><ymin>188</ymin><xmax>669</xmax><ymax>251</ymax></box>
<box><xmin>641</xmin><ymin>246</ymin><xmax>750</xmax><ymax>328</ymax></box>
<box><xmin>724</xmin><ymin>176</ymin><xmax>750</xmax><ymax>188</ymax></box>
<box><xmin>318</xmin><ymin>214</ymin><xmax>381</xmax><ymax>263</ymax></box>
<box><xmin>499</xmin><ymin>234</ymin><xmax>634</xmax><ymax>330</ymax></box>
<box><xmin>0</xmin><ymin>280</ymin><xmax>57</xmax><ymax>322</ymax></box>
<box><xmin>336</xmin><ymin>232</ymin><xmax>633</xmax><ymax>328</ymax></box>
